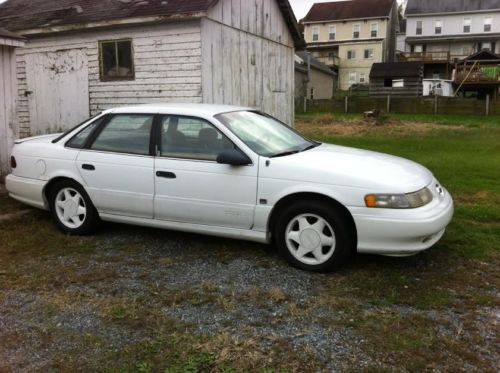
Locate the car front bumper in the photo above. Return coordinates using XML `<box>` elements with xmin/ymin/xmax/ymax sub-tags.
<box><xmin>5</xmin><ymin>174</ymin><xmax>48</xmax><ymax>210</ymax></box>
<box><xmin>349</xmin><ymin>187</ymin><xmax>454</xmax><ymax>257</ymax></box>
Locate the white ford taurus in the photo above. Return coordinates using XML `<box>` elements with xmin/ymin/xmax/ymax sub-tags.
<box><xmin>6</xmin><ymin>104</ymin><xmax>453</xmax><ymax>271</ymax></box>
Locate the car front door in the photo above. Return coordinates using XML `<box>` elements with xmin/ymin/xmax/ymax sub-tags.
<box><xmin>153</xmin><ymin>115</ymin><xmax>258</xmax><ymax>229</ymax></box>
<box><xmin>75</xmin><ymin>113</ymin><xmax>155</xmax><ymax>218</ymax></box>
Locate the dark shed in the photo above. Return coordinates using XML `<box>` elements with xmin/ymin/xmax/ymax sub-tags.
<box><xmin>369</xmin><ymin>62</ymin><xmax>424</xmax><ymax>96</ymax></box>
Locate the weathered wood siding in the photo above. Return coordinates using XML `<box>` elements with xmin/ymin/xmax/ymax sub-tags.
<box><xmin>0</xmin><ymin>45</ymin><xmax>18</xmax><ymax>180</ymax></box>
<box><xmin>202</xmin><ymin>0</ymin><xmax>295</xmax><ymax>125</ymax></box>
<box><xmin>16</xmin><ymin>22</ymin><xmax>202</xmax><ymax>136</ymax></box>
<box><xmin>369</xmin><ymin>77</ymin><xmax>423</xmax><ymax>97</ymax></box>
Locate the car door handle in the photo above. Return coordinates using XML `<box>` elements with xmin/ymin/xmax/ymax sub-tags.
<box><xmin>82</xmin><ymin>164</ymin><xmax>95</xmax><ymax>171</ymax></box>
<box><xmin>156</xmin><ymin>171</ymin><xmax>176</xmax><ymax>179</ymax></box>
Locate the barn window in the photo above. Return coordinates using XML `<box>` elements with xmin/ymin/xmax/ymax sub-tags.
<box><xmin>384</xmin><ymin>78</ymin><xmax>392</xmax><ymax>87</ymax></box>
<box><xmin>99</xmin><ymin>39</ymin><xmax>134</xmax><ymax>81</ymax></box>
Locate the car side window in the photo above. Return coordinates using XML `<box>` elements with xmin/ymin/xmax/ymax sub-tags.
<box><xmin>160</xmin><ymin>115</ymin><xmax>234</xmax><ymax>161</ymax></box>
<box><xmin>90</xmin><ymin>114</ymin><xmax>153</xmax><ymax>155</ymax></box>
<box><xmin>66</xmin><ymin>117</ymin><xmax>104</xmax><ymax>149</ymax></box>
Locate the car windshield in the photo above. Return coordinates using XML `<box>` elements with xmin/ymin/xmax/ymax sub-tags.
<box><xmin>215</xmin><ymin>111</ymin><xmax>318</xmax><ymax>157</ymax></box>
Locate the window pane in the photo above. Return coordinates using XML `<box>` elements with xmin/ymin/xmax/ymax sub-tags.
<box><xmin>101</xmin><ymin>42</ymin><xmax>117</xmax><ymax>77</ymax></box>
<box><xmin>91</xmin><ymin>115</ymin><xmax>153</xmax><ymax>155</ymax></box>
<box><xmin>67</xmin><ymin>121</ymin><xmax>100</xmax><ymax>149</ymax></box>
<box><xmin>160</xmin><ymin>116</ymin><xmax>233</xmax><ymax>161</ymax></box>
<box><xmin>117</xmin><ymin>41</ymin><xmax>133</xmax><ymax>74</ymax></box>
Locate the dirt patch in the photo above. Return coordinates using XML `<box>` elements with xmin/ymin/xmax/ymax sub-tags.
<box><xmin>296</xmin><ymin>115</ymin><xmax>469</xmax><ymax>137</ymax></box>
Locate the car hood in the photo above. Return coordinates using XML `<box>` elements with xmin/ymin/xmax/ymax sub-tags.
<box><xmin>262</xmin><ymin>143</ymin><xmax>433</xmax><ymax>193</ymax></box>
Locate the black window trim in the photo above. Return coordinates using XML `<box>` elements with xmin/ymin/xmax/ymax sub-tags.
<box><xmin>153</xmin><ymin>114</ymin><xmax>253</xmax><ymax>165</ymax></box>
<box><xmin>53</xmin><ymin>113</ymin><xmax>103</xmax><ymax>144</ymax></box>
<box><xmin>76</xmin><ymin>113</ymin><xmax>156</xmax><ymax>157</ymax></box>
<box><xmin>64</xmin><ymin>114</ymin><xmax>109</xmax><ymax>149</ymax></box>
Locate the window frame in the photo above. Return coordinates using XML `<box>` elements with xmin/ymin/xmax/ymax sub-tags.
<box><xmin>65</xmin><ymin>114</ymin><xmax>108</xmax><ymax>149</ymax></box>
<box><xmin>364</xmin><ymin>48</ymin><xmax>374</xmax><ymax>59</ymax></box>
<box><xmin>99</xmin><ymin>39</ymin><xmax>135</xmax><ymax>82</ymax></box>
<box><xmin>484</xmin><ymin>17</ymin><xmax>492</xmax><ymax>32</ymax></box>
<box><xmin>359</xmin><ymin>73</ymin><xmax>366</xmax><ymax>84</ymax></box>
<box><xmin>370</xmin><ymin>23</ymin><xmax>378</xmax><ymax>38</ymax></box>
<box><xmin>416</xmin><ymin>20</ymin><xmax>423</xmax><ymax>35</ymax></box>
<box><xmin>463</xmin><ymin>18</ymin><xmax>471</xmax><ymax>33</ymax></box>
<box><xmin>78</xmin><ymin>113</ymin><xmax>156</xmax><ymax>157</ymax></box>
<box><xmin>347</xmin><ymin>49</ymin><xmax>356</xmax><ymax>59</ymax></box>
<box><xmin>353</xmin><ymin>24</ymin><xmax>361</xmax><ymax>39</ymax></box>
<box><xmin>312</xmin><ymin>26</ymin><xmax>320</xmax><ymax>41</ymax></box>
<box><xmin>435</xmin><ymin>20</ymin><xmax>442</xmax><ymax>35</ymax></box>
<box><xmin>156</xmin><ymin>114</ymin><xmax>244</xmax><ymax>163</ymax></box>
<box><xmin>329</xmin><ymin>25</ymin><xmax>336</xmax><ymax>41</ymax></box>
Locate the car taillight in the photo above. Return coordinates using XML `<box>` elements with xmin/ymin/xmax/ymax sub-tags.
<box><xmin>10</xmin><ymin>156</ymin><xmax>17</xmax><ymax>168</ymax></box>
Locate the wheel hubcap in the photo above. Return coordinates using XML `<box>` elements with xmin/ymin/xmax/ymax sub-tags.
<box><xmin>55</xmin><ymin>188</ymin><xmax>87</xmax><ymax>229</ymax></box>
<box><xmin>285</xmin><ymin>214</ymin><xmax>336</xmax><ymax>265</ymax></box>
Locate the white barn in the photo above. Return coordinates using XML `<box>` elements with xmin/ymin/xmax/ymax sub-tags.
<box><xmin>0</xmin><ymin>28</ymin><xmax>24</xmax><ymax>181</ymax></box>
<box><xmin>0</xmin><ymin>0</ymin><xmax>303</xmax><ymax>141</ymax></box>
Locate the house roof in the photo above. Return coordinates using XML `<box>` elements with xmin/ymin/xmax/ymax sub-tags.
<box><xmin>406</xmin><ymin>0</ymin><xmax>500</xmax><ymax>16</ymax></box>
<box><xmin>295</xmin><ymin>51</ymin><xmax>336</xmax><ymax>76</ymax></box>
<box><xmin>0</xmin><ymin>0</ymin><xmax>304</xmax><ymax>47</ymax></box>
<box><xmin>302</xmin><ymin>0</ymin><xmax>395</xmax><ymax>23</ymax></box>
<box><xmin>370</xmin><ymin>62</ymin><xmax>423</xmax><ymax>78</ymax></box>
<box><xmin>0</xmin><ymin>27</ymin><xmax>23</xmax><ymax>39</ymax></box>
<box><xmin>459</xmin><ymin>50</ymin><xmax>500</xmax><ymax>62</ymax></box>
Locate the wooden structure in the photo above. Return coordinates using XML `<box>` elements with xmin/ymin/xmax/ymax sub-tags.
<box><xmin>0</xmin><ymin>28</ymin><xmax>24</xmax><ymax>181</ymax></box>
<box><xmin>453</xmin><ymin>51</ymin><xmax>500</xmax><ymax>98</ymax></box>
<box><xmin>0</xmin><ymin>0</ymin><xmax>304</xmax><ymax>138</ymax></box>
<box><xmin>369</xmin><ymin>62</ymin><xmax>424</xmax><ymax>96</ymax></box>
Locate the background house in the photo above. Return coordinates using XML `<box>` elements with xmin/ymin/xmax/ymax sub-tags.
<box><xmin>0</xmin><ymin>0</ymin><xmax>303</xmax><ymax>142</ymax></box>
<box><xmin>295</xmin><ymin>51</ymin><xmax>337</xmax><ymax>100</ymax></box>
<box><xmin>369</xmin><ymin>61</ymin><xmax>424</xmax><ymax>96</ymax></box>
<box><xmin>0</xmin><ymin>28</ymin><xmax>24</xmax><ymax>181</ymax></box>
<box><xmin>402</xmin><ymin>0</ymin><xmax>500</xmax><ymax>80</ymax></box>
<box><xmin>301</xmin><ymin>0</ymin><xmax>398</xmax><ymax>90</ymax></box>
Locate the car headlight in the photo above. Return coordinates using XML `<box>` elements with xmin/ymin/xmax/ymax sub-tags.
<box><xmin>365</xmin><ymin>187</ymin><xmax>433</xmax><ymax>209</ymax></box>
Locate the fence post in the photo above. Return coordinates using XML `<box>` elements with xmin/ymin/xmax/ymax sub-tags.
<box><xmin>434</xmin><ymin>94</ymin><xmax>438</xmax><ymax>114</ymax></box>
<box><xmin>486</xmin><ymin>94</ymin><xmax>490</xmax><ymax>116</ymax></box>
<box><xmin>345</xmin><ymin>96</ymin><xmax>349</xmax><ymax>113</ymax></box>
<box><xmin>386</xmin><ymin>95</ymin><xmax>391</xmax><ymax>113</ymax></box>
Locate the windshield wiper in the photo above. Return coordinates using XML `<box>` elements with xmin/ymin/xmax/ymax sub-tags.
<box><xmin>270</xmin><ymin>149</ymin><xmax>301</xmax><ymax>158</ymax></box>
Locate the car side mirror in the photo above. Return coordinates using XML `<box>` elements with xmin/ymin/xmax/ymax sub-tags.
<box><xmin>216</xmin><ymin>149</ymin><xmax>252</xmax><ymax>166</ymax></box>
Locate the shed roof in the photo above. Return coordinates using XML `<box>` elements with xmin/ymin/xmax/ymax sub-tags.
<box><xmin>370</xmin><ymin>62</ymin><xmax>423</xmax><ymax>78</ymax></box>
<box><xmin>295</xmin><ymin>51</ymin><xmax>336</xmax><ymax>76</ymax></box>
<box><xmin>302</xmin><ymin>0</ymin><xmax>395</xmax><ymax>23</ymax></box>
<box><xmin>0</xmin><ymin>0</ymin><xmax>304</xmax><ymax>47</ymax></box>
<box><xmin>405</xmin><ymin>0</ymin><xmax>500</xmax><ymax>16</ymax></box>
<box><xmin>0</xmin><ymin>27</ymin><xmax>23</xmax><ymax>39</ymax></box>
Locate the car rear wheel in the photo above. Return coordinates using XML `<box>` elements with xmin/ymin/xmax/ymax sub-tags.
<box><xmin>49</xmin><ymin>180</ymin><xmax>98</xmax><ymax>235</ymax></box>
<box><xmin>275</xmin><ymin>200</ymin><xmax>353</xmax><ymax>272</ymax></box>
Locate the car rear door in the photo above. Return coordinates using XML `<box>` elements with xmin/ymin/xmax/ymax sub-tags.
<box><xmin>75</xmin><ymin>113</ymin><xmax>155</xmax><ymax>218</ymax></box>
<box><xmin>153</xmin><ymin>115</ymin><xmax>258</xmax><ymax>229</ymax></box>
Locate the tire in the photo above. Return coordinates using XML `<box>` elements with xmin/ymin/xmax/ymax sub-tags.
<box><xmin>48</xmin><ymin>179</ymin><xmax>98</xmax><ymax>235</ymax></box>
<box><xmin>274</xmin><ymin>200</ymin><xmax>354</xmax><ymax>272</ymax></box>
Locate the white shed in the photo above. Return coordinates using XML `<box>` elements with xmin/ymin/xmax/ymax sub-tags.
<box><xmin>0</xmin><ymin>28</ymin><xmax>24</xmax><ymax>181</ymax></box>
<box><xmin>0</xmin><ymin>0</ymin><xmax>304</xmax><ymax>139</ymax></box>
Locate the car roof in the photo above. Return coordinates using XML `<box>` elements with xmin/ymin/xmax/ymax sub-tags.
<box><xmin>103</xmin><ymin>103</ymin><xmax>254</xmax><ymax>117</ymax></box>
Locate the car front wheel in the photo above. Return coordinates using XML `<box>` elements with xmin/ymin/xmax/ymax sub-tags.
<box><xmin>49</xmin><ymin>180</ymin><xmax>98</xmax><ymax>235</ymax></box>
<box><xmin>275</xmin><ymin>200</ymin><xmax>354</xmax><ymax>272</ymax></box>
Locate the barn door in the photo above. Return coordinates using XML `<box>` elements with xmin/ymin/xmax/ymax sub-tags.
<box><xmin>25</xmin><ymin>49</ymin><xmax>89</xmax><ymax>135</ymax></box>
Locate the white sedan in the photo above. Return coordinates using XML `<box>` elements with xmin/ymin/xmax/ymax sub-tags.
<box><xmin>6</xmin><ymin>104</ymin><xmax>453</xmax><ymax>271</ymax></box>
